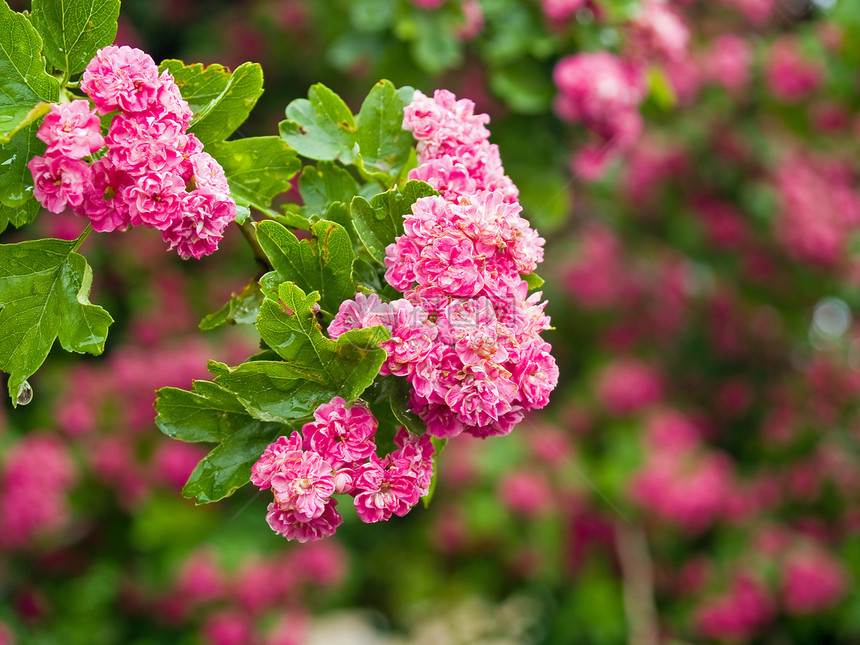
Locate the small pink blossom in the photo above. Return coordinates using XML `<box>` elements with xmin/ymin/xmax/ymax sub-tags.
<box><xmin>28</xmin><ymin>152</ymin><xmax>90</xmax><ymax>213</ymax></box>
<box><xmin>266</xmin><ymin>498</ymin><xmax>343</xmax><ymax>543</ymax></box>
<box><xmin>81</xmin><ymin>45</ymin><xmax>161</xmax><ymax>114</ymax></box>
<box><xmin>302</xmin><ymin>397</ymin><xmax>378</xmax><ymax>469</ymax></box>
<box><xmin>37</xmin><ymin>101</ymin><xmax>105</xmax><ymax>159</ymax></box>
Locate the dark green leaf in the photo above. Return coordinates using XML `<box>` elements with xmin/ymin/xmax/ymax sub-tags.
<box><xmin>0</xmin><ymin>238</ymin><xmax>112</xmax><ymax>403</ymax></box>
<box><xmin>158</xmin><ymin>59</ymin><xmax>231</xmax><ymax>116</ymax></box>
<box><xmin>181</xmin><ymin>420</ymin><xmax>283</xmax><ymax>504</ymax></box>
<box><xmin>199</xmin><ymin>279</ymin><xmax>263</xmax><ymax>331</ymax></box>
<box><xmin>350</xmin><ymin>180</ymin><xmax>437</xmax><ymax>264</ymax></box>
<box><xmin>355</xmin><ymin>79</ymin><xmax>414</xmax><ymax>178</ymax></box>
<box><xmin>207</xmin><ymin>136</ymin><xmax>301</xmax><ymax>213</ymax></box>
<box><xmin>255</xmin><ymin>282</ymin><xmax>389</xmax><ymax>400</ymax></box>
<box><xmin>31</xmin><ymin>0</ymin><xmax>120</xmax><ymax>75</ymax></box>
<box><xmin>366</xmin><ymin>374</ymin><xmax>427</xmax><ymax>436</ymax></box>
<box><xmin>256</xmin><ymin>219</ymin><xmax>357</xmax><ymax>317</ymax></box>
<box><xmin>0</xmin><ymin>122</ymin><xmax>44</xmax><ymax>231</ymax></box>
<box><xmin>298</xmin><ymin>161</ymin><xmax>360</xmax><ymax>216</ymax></box>
<box><xmin>187</xmin><ymin>61</ymin><xmax>264</xmax><ymax>145</ymax></box>
<box><xmin>155</xmin><ymin>379</ymin><xmax>253</xmax><ymax>444</ymax></box>
<box><xmin>0</xmin><ymin>2</ymin><xmax>60</xmax><ymax>143</ymax></box>
<box><xmin>279</xmin><ymin>83</ymin><xmax>358</xmax><ymax>164</ymax></box>
<box><xmin>214</xmin><ymin>361</ymin><xmax>342</xmax><ymax>423</ymax></box>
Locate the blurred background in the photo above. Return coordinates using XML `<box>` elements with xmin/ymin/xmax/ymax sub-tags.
<box><xmin>2</xmin><ymin>0</ymin><xmax>860</xmax><ymax>643</ymax></box>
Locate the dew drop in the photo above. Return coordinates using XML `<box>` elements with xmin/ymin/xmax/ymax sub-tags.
<box><xmin>16</xmin><ymin>380</ymin><xmax>33</xmax><ymax>406</ymax></box>
<box><xmin>0</xmin><ymin>182</ymin><xmax>29</xmax><ymax>207</ymax></box>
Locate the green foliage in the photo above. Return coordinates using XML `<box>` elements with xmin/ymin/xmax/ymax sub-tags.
<box><xmin>31</xmin><ymin>0</ymin><xmax>120</xmax><ymax>75</ymax></box>
<box><xmin>523</xmin><ymin>271</ymin><xmax>545</xmax><ymax>290</ymax></box>
<box><xmin>280</xmin><ymin>80</ymin><xmax>414</xmax><ymax>182</ymax></box>
<box><xmin>172</xmin><ymin>60</ymin><xmax>264</xmax><ymax>146</ymax></box>
<box><xmin>280</xmin><ymin>83</ymin><xmax>359</xmax><ymax>164</ymax></box>
<box><xmin>299</xmin><ymin>161</ymin><xmax>361</xmax><ymax>217</ymax></box>
<box><xmin>199</xmin><ymin>279</ymin><xmax>263</xmax><ymax>330</ymax></box>
<box><xmin>155</xmin><ymin>379</ymin><xmax>286</xmax><ymax>503</ymax></box>
<box><xmin>256</xmin><ymin>219</ymin><xmax>357</xmax><ymax>318</ymax></box>
<box><xmin>350</xmin><ymin>179</ymin><xmax>438</xmax><ymax>264</ymax></box>
<box><xmin>206</xmin><ymin>136</ymin><xmax>302</xmax><ymax>215</ymax></box>
<box><xmin>255</xmin><ymin>281</ymin><xmax>389</xmax><ymax>401</ymax></box>
<box><xmin>365</xmin><ymin>374</ymin><xmax>427</xmax><ymax>437</ymax></box>
<box><xmin>0</xmin><ymin>1</ymin><xmax>60</xmax><ymax>143</ymax></box>
<box><xmin>0</xmin><ymin>122</ymin><xmax>43</xmax><ymax>231</ymax></box>
<box><xmin>0</xmin><ymin>237</ymin><xmax>112</xmax><ymax>403</ymax></box>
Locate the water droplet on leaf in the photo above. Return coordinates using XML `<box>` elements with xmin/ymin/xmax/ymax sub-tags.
<box><xmin>16</xmin><ymin>380</ymin><xmax>33</xmax><ymax>406</ymax></box>
<box><xmin>0</xmin><ymin>182</ymin><xmax>29</xmax><ymax>207</ymax></box>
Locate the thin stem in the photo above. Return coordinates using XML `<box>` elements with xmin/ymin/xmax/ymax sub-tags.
<box><xmin>616</xmin><ymin>523</ymin><xmax>659</xmax><ymax>645</ymax></box>
<box><xmin>237</xmin><ymin>219</ymin><xmax>271</xmax><ymax>273</ymax></box>
<box><xmin>72</xmin><ymin>224</ymin><xmax>92</xmax><ymax>252</ymax></box>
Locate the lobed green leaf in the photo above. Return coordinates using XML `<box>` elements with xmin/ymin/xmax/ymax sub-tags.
<box><xmin>280</xmin><ymin>83</ymin><xmax>358</xmax><ymax>164</ymax></box>
<box><xmin>256</xmin><ymin>219</ymin><xmax>357</xmax><ymax>318</ymax></box>
<box><xmin>0</xmin><ymin>238</ymin><xmax>113</xmax><ymax>403</ymax></box>
<box><xmin>31</xmin><ymin>0</ymin><xmax>120</xmax><ymax>75</ymax></box>
<box><xmin>349</xmin><ymin>180</ymin><xmax>437</xmax><ymax>264</ymax></box>
<box><xmin>0</xmin><ymin>122</ymin><xmax>44</xmax><ymax>231</ymax></box>
<box><xmin>0</xmin><ymin>1</ymin><xmax>60</xmax><ymax>143</ymax></box>
<box><xmin>207</xmin><ymin>136</ymin><xmax>301</xmax><ymax>214</ymax></box>
<box><xmin>185</xmin><ymin>61</ymin><xmax>264</xmax><ymax>145</ymax></box>
<box><xmin>355</xmin><ymin>79</ymin><xmax>414</xmax><ymax>178</ymax></box>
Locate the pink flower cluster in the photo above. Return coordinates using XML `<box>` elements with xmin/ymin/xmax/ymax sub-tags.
<box><xmin>28</xmin><ymin>46</ymin><xmax>237</xmax><ymax>259</ymax></box>
<box><xmin>252</xmin><ymin>397</ymin><xmax>434</xmax><ymax>542</ymax></box>
<box><xmin>329</xmin><ymin>89</ymin><xmax>557</xmax><ymax>440</ymax></box>
<box><xmin>403</xmin><ymin>89</ymin><xmax>518</xmax><ymax>203</ymax></box>
<box><xmin>0</xmin><ymin>434</ymin><xmax>77</xmax><ymax>549</ymax></box>
<box><xmin>552</xmin><ymin>53</ymin><xmax>646</xmax><ymax>178</ymax></box>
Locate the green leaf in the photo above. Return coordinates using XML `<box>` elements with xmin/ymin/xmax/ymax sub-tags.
<box><xmin>214</xmin><ymin>361</ymin><xmax>343</xmax><ymax>424</ymax></box>
<box><xmin>155</xmin><ymin>379</ymin><xmax>255</xmax><ymax>444</ymax></box>
<box><xmin>0</xmin><ymin>1</ymin><xmax>60</xmax><ymax>143</ymax></box>
<box><xmin>279</xmin><ymin>83</ymin><xmax>358</xmax><ymax>164</ymax></box>
<box><xmin>186</xmin><ymin>61</ymin><xmax>264</xmax><ymax>146</ymax></box>
<box><xmin>206</xmin><ymin>136</ymin><xmax>301</xmax><ymax>213</ymax></box>
<box><xmin>0</xmin><ymin>237</ymin><xmax>112</xmax><ymax>403</ymax></box>
<box><xmin>182</xmin><ymin>420</ymin><xmax>283</xmax><ymax>504</ymax></box>
<box><xmin>298</xmin><ymin>161</ymin><xmax>360</xmax><ymax>216</ymax></box>
<box><xmin>199</xmin><ymin>278</ymin><xmax>263</xmax><ymax>331</ymax></box>
<box><xmin>422</xmin><ymin>437</ymin><xmax>446</xmax><ymax>508</ymax></box>
<box><xmin>522</xmin><ymin>272</ymin><xmax>544</xmax><ymax>290</ymax></box>
<box><xmin>366</xmin><ymin>374</ymin><xmax>427</xmax><ymax>436</ymax></box>
<box><xmin>0</xmin><ymin>122</ymin><xmax>44</xmax><ymax>231</ymax></box>
<box><xmin>256</xmin><ymin>219</ymin><xmax>357</xmax><ymax>317</ymax></box>
<box><xmin>646</xmin><ymin>66</ymin><xmax>676</xmax><ymax>111</ymax></box>
<box><xmin>355</xmin><ymin>79</ymin><xmax>414</xmax><ymax>178</ymax></box>
<box><xmin>31</xmin><ymin>0</ymin><xmax>120</xmax><ymax>75</ymax></box>
<box><xmin>159</xmin><ymin>59</ymin><xmax>232</xmax><ymax>116</ymax></box>
<box><xmin>349</xmin><ymin>180</ymin><xmax>438</xmax><ymax>264</ymax></box>
<box><xmin>255</xmin><ymin>282</ymin><xmax>389</xmax><ymax>400</ymax></box>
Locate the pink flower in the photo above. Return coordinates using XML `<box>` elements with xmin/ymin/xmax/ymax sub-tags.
<box><xmin>596</xmin><ymin>358</ymin><xmax>663</xmax><ymax>415</ymax></box>
<box><xmin>37</xmin><ymin>101</ymin><xmax>105</xmax><ymax>159</ymax></box>
<box><xmin>81</xmin><ymin>158</ymin><xmax>132</xmax><ymax>232</ymax></box>
<box><xmin>126</xmin><ymin>170</ymin><xmax>186</xmax><ymax>229</ymax></box>
<box><xmin>542</xmin><ymin>0</ymin><xmax>586</xmax><ymax>22</ymax></box>
<box><xmin>782</xmin><ymin>547</ymin><xmax>847</xmax><ymax>614</ymax></box>
<box><xmin>251</xmin><ymin>432</ymin><xmax>304</xmax><ymax>489</ymax></box>
<box><xmin>269</xmin><ymin>450</ymin><xmax>336</xmax><ymax>521</ymax></box>
<box><xmin>696</xmin><ymin>573</ymin><xmax>775</xmax><ymax>641</ymax></box>
<box><xmin>511</xmin><ymin>339</ymin><xmax>558</xmax><ymax>409</ymax></box>
<box><xmin>81</xmin><ymin>45</ymin><xmax>161</xmax><ymax>114</ymax></box>
<box><xmin>266</xmin><ymin>498</ymin><xmax>343</xmax><ymax>542</ymax></box>
<box><xmin>499</xmin><ymin>470</ymin><xmax>553</xmax><ymax>517</ymax></box>
<box><xmin>352</xmin><ymin>454</ymin><xmax>423</xmax><ymax>523</ymax></box>
<box><xmin>328</xmin><ymin>292</ymin><xmax>390</xmax><ymax>339</ymax></box>
<box><xmin>766</xmin><ymin>36</ymin><xmax>822</xmax><ymax>102</ymax></box>
<box><xmin>302</xmin><ymin>397</ymin><xmax>378</xmax><ymax>469</ymax></box>
<box><xmin>160</xmin><ymin>191</ymin><xmax>236</xmax><ymax>259</ymax></box>
<box><xmin>202</xmin><ymin>610</ymin><xmax>253</xmax><ymax>645</ymax></box>
<box><xmin>627</xmin><ymin>0</ymin><xmax>690</xmax><ymax>63</ymax></box>
<box><xmin>28</xmin><ymin>152</ymin><xmax>90</xmax><ymax>213</ymax></box>
<box><xmin>702</xmin><ymin>35</ymin><xmax>752</xmax><ymax>93</ymax></box>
